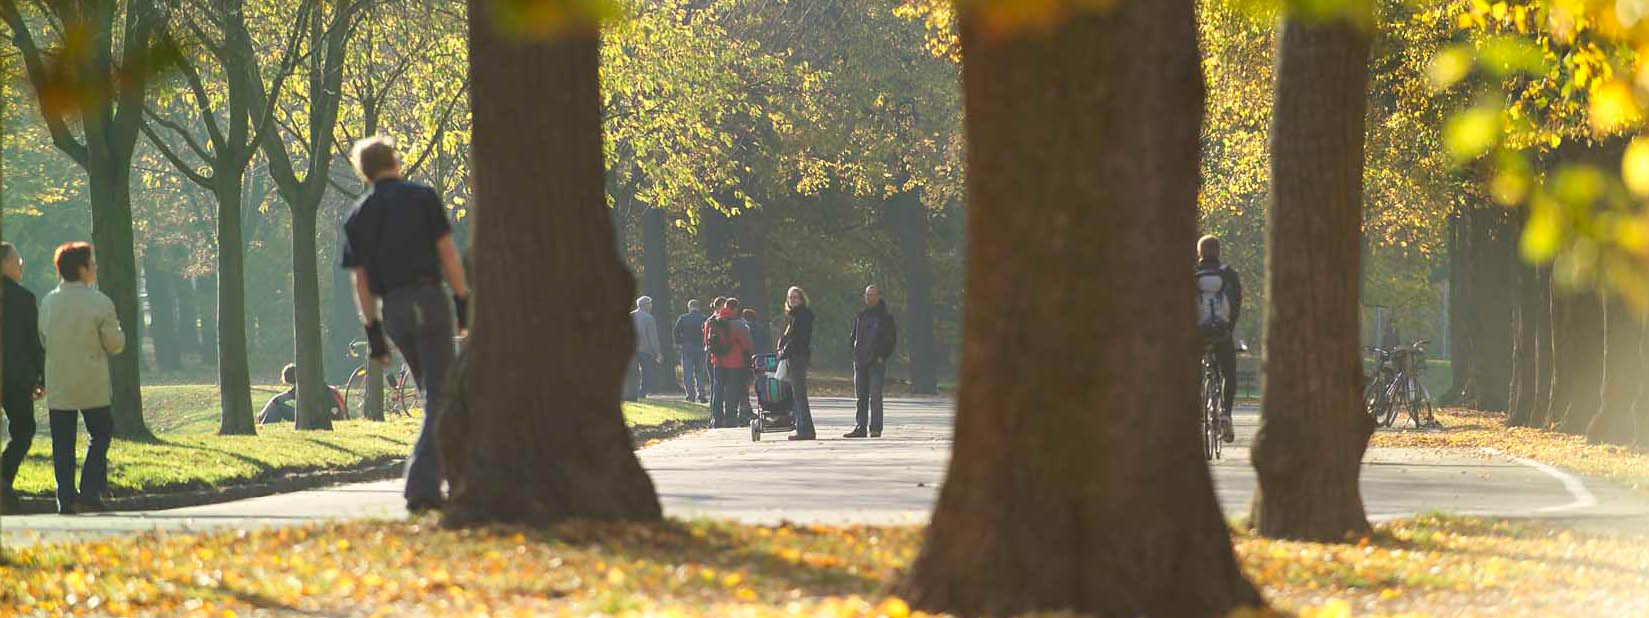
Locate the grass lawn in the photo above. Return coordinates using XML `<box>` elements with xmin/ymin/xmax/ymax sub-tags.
<box><xmin>1</xmin><ymin>514</ymin><xmax>1642</xmax><ymax>617</ymax></box>
<box><xmin>4</xmin><ymin>386</ymin><xmax>707</xmax><ymax>500</ymax></box>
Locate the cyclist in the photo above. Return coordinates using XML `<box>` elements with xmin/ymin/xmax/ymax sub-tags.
<box><xmin>1195</xmin><ymin>235</ymin><xmax>1242</xmax><ymax>443</ymax></box>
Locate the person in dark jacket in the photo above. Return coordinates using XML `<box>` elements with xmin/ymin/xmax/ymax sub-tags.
<box><xmin>845</xmin><ymin>285</ymin><xmax>897</xmax><ymax>438</ymax></box>
<box><xmin>1196</xmin><ymin>235</ymin><xmax>1242</xmax><ymax>443</ymax></box>
<box><xmin>1</xmin><ymin>242</ymin><xmax>44</xmax><ymax>509</ymax></box>
<box><xmin>673</xmin><ymin>300</ymin><xmax>710</xmax><ymax>403</ymax></box>
<box><xmin>339</xmin><ymin>136</ymin><xmax>469</xmax><ymax>512</ymax></box>
<box><xmin>703</xmin><ymin>297</ymin><xmax>728</xmax><ymax>406</ymax></box>
<box><xmin>777</xmin><ymin>286</ymin><xmax>815</xmax><ymax>440</ymax></box>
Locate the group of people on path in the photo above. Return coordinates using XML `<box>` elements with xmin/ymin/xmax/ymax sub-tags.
<box><xmin>2</xmin><ymin>241</ymin><xmax>126</xmax><ymax>514</ymax></box>
<box><xmin>638</xmin><ymin>284</ymin><xmax>898</xmax><ymax>440</ymax></box>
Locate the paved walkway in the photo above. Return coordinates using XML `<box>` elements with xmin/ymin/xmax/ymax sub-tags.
<box><xmin>6</xmin><ymin>398</ymin><xmax>1647</xmax><ymax>545</ymax></box>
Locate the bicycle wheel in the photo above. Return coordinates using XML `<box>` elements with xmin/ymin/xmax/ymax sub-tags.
<box><xmin>1379</xmin><ymin>379</ymin><xmax>1402</xmax><ymax>428</ymax></box>
<box><xmin>343</xmin><ymin>365</ymin><xmax>368</xmax><ymax>419</ymax></box>
<box><xmin>1406</xmin><ymin>377</ymin><xmax>1434</xmax><ymax>428</ymax></box>
<box><xmin>1203</xmin><ymin>365</ymin><xmax>1222</xmax><ymax>460</ymax></box>
<box><xmin>391</xmin><ymin>365</ymin><xmax>419</xmax><ymax>417</ymax></box>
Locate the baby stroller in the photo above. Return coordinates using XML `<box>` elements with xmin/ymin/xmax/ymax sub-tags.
<box><xmin>749</xmin><ymin>353</ymin><xmax>796</xmax><ymax>441</ymax></box>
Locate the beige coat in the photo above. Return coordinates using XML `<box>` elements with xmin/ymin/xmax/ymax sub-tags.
<box><xmin>39</xmin><ymin>281</ymin><xmax>125</xmax><ymax>410</ymax></box>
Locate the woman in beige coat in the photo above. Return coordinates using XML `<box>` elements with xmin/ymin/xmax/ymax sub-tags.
<box><xmin>38</xmin><ymin>242</ymin><xmax>124</xmax><ymax>514</ymax></box>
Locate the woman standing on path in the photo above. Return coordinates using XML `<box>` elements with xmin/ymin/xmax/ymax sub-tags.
<box><xmin>38</xmin><ymin>242</ymin><xmax>125</xmax><ymax>515</ymax></box>
<box><xmin>778</xmin><ymin>286</ymin><xmax>816</xmax><ymax>440</ymax></box>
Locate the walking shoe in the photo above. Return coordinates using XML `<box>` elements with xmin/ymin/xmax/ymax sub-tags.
<box><xmin>407</xmin><ymin>498</ymin><xmax>446</xmax><ymax>513</ymax></box>
<box><xmin>699</xmin><ymin>397</ymin><xmax>710</xmax><ymax>404</ymax></box>
<box><xmin>870</xmin><ymin>430</ymin><xmax>882</xmax><ymax>438</ymax></box>
<box><xmin>78</xmin><ymin>498</ymin><xmax>108</xmax><ymax>513</ymax></box>
<box><xmin>788</xmin><ymin>434</ymin><xmax>816</xmax><ymax>441</ymax></box>
<box><xmin>1219</xmin><ymin>418</ymin><xmax>1235</xmax><ymax>443</ymax></box>
<box><xmin>57</xmin><ymin>504</ymin><xmax>77</xmax><ymax>515</ymax></box>
<box><xmin>843</xmin><ymin>428</ymin><xmax>868</xmax><ymax>438</ymax></box>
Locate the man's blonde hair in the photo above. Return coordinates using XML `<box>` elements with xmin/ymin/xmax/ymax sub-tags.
<box><xmin>350</xmin><ymin>135</ymin><xmax>401</xmax><ymax>181</ymax></box>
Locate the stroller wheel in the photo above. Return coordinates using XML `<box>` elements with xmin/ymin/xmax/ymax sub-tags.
<box><xmin>751</xmin><ymin>417</ymin><xmax>762</xmax><ymax>442</ymax></box>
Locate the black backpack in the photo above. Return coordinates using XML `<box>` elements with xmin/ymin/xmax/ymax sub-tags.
<box><xmin>707</xmin><ymin>317</ymin><xmax>731</xmax><ymax>356</ymax></box>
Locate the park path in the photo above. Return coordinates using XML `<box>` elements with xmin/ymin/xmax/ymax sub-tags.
<box><xmin>6</xmin><ymin>398</ymin><xmax>1648</xmax><ymax>545</ymax></box>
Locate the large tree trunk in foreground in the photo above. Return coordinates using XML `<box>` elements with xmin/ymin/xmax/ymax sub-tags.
<box><xmin>893</xmin><ymin>189</ymin><xmax>939</xmax><ymax>394</ymax></box>
<box><xmin>440</xmin><ymin>0</ymin><xmax>661</xmax><ymax>526</ymax></box>
<box><xmin>901</xmin><ymin>3</ymin><xmax>1261</xmax><ymax>616</ymax></box>
<box><xmin>1250</xmin><ymin>14</ymin><xmax>1374</xmax><ymax>542</ymax></box>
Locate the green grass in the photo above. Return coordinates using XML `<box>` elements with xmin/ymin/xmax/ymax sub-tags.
<box><xmin>4</xmin><ymin>384</ymin><xmax>709</xmax><ymax>499</ymax></box>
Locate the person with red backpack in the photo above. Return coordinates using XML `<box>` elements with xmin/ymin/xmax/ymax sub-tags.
<box><xmin>706</xmin><ymin>297</ymin><xmax>754</xmax><ymax>428</ymax></box>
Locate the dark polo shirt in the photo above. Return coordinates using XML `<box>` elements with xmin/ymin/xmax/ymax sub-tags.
<box><xmin>340</xmin><ymin>178</ymin><xmax>452</xmax><ymax>295</ymax></box>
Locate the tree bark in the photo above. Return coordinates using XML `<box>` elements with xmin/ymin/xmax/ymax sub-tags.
<box><xmin>291</xmin><ymin>206</ymin><xmax>332</xmax><ymax>430</ymax></box>
<box><xmin>892</xmin><ymin>189</ymin><xmax>938</xmax><ymax>394</ymax></box>
<box><xmin>902</xmin><ymin>3</ymin><xmax>1262</xmax><ymax>616</ymax></box>
<box><xmin>1507</xmin><ymin>261</ymin><xmax>1550</xmax><ymax>428</ymax></box>
<box><xmin>215</xmin><ymin>182</ymin><xmax>256</xmax><ymax>435</ymax></box>
<box><xmin>440</xmin><ymin>0</ymin><xmax>662</xmax><ymax>526</ymax></box>
<box><xmin>641</xmin><ymin>206</ymin><xmax>676</xmax><ymax>392</ymax></box>
<box><xmin>1250</xmin><ymin>14</ymin><xmax>1375</xmax><ymax>542</ymax></box>
<box><xmin>363</xmin><ymin>361</ymin><xmax>385</xmax><ymax>421</ymax></box>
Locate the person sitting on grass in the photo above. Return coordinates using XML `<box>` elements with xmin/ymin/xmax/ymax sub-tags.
<box><xmin>259</xmin><ymin>363</ymin><xmax>347</xmax><ymax>424</ymax></box>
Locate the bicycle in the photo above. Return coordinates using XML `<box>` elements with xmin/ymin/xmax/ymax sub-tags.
<box><xmin>1200</xmin><ymin>342</ymin><xmax>1224</xmax><ymax>460</ymax></box>
<box><xmin>1365</xmin><ymin>339</ymin><xmax>1437</xmax><ymax>429</ymax></box>
<box><xmin>342</xmin><ymin>339</ymin><xmax>418</xmax><ymax>419</ymax></box>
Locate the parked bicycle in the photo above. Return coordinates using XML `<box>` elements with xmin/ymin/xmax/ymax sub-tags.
<box><xmin>1364</xmin><ymin>339</ymin><xmax>1438</xmax><ymax>429</ymax></box>
<box><xmin>1200</xmin><ymin>342</ymin><xmax>1224</xmax><ymax>460</ymax></box>
<box><xmin>342</xmin><ymin>338</ymin><xmax>418</xmax><ymax>418</ymax></box>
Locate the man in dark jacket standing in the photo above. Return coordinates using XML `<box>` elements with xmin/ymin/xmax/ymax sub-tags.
<box><xmin>1</xmin><ymin>242</ymin><xmax>45</xmax><ymax>509</ymax></box>
<box><xmin>845</xmin><ymin>285</ymin><xmax>897</xmax><ymax>438</ymax></box>
<box><xmin>340</xmin><ymin>136</ymin><xmax>469</xmax><ymax>512</ymax></box>
<box><xmin>673</xmin><ymin>300</ymin><xmax>709</xmax><ymax>403</ymax></box>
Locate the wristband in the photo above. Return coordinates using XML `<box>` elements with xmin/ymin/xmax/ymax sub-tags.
<box><xmin>453</xmin><ymin>294</ymin><xmax>469</xmax><ymax>330</ymax></box>
<box><xmin>365</xmin><ymin>322</ymin><xmax>390</xmax><ymax>359</ymax></box>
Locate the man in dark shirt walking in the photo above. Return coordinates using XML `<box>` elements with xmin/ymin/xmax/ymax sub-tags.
<box><xmin>845</xmin><ymin>285</ymin><xmax>897</xmax><ymax>438</ymax></box>
<box><xmin>339</xmin><ymin>136</ymin><xmax>469</xmax><ymax>512</ymax></box>
<box><xmin>1</xmin><ymin>242</ymin><xmax>45</xmax><ymax>509</ymax></box>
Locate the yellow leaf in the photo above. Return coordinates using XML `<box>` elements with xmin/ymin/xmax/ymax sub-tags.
<box><xmin>1590</xmin><ymin>80</ymin><xmax>1641</xmax><ymax>135</ymax></box>
<box><xmin>1428</xmin><ymin>46</ymin><xmax>1473</xmax><ymax>90</ymax></box>
<box><xmin>1623</xmin><ymin>138</ymin><xmax>1649</xmax><ymax>197</ymax></box>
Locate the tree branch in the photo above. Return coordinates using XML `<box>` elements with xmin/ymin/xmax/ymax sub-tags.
<box><xmin>0</xmin><ymin>0</ymin><xmax>88</xmax><ymax>166</ymax></box>
<box><xmin>140</xmin><ymin>120</ymin><xmax>214</xmax><ymax>188</ymax></box>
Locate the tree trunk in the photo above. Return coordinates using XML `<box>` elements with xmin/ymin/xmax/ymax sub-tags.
<box><xmin>902</xmin><ymin>3</ymin><xmax>1262</xmax><ymax>616</ymax></box>
<box><xmin>329</xmin><ymin>223</ymin><xmax>359</xmax><ymax>385</ymax></box>
<box><xmin>215</xmin><ymin>181</ymin><xmax>256</xmax><ymax>435</ymax></box>
<box><xmin>1250</xmin><ymin>14</ymin><xmax>1374</xmax><ymax>542</ymax></box>
<box><xmin>363</xmin><ymin>361</ymin><xmax>385</xmax><ymax>421</ymax></box>
<box><xmin>1550</xmin><ymin>292</ymin><xmax>1606</xmax><ymax>434</ymax></box>
<box><xmin>641</xmin><ymin>206</ymin><xmax>676</xmax><ymax>393</ymax></box>
<box><xmin>177</xmin><ymin>275</ymin><xmax>200</xmax><ymax>360</ymax></box>
<box><xmin>290</xmin><ymin>205</ymin><xmax>332</xmax><ymax>430</ymax></box>
<box><xmin>1588</xmin><ymin>299</ymin><xmax>1644</xmax><ymax>445</ymax></box>
<box><xmin>892</xmin><ymin>189</ymin><xmax>938</xmax><ymax>394</ymax></box>
<box><xmin>197</xmin><ymin>274</ymin><xmax>219</xmax><ymax>365</ymax></box>
<box><xmin>440</xmin><ymin>0</ymin><xmax>661</xmax><ymax>526</ymax></box>
<box><xmin>1445</xmin><ymin>213</ymin><xmax>1471</xmax><ymax>402</ymax></box>
<box><xmin>90</xmin><ymin>168</ymin><xmax>153</xmax><ymax>439</ymax></box>
<box><xmin>1456</xmin><ymin>206</ymin><xmax>1516</xmax><ymax>411</ymax></box>
<box><xmin>144</xmin><ymin>250</ymin><xmax>183</xmax><ymax>372</ymax></box>
<box><xmin>1507</xmin><ymin>261</ymin><xmax>1550</xmax><ymax>427</ymax></box>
